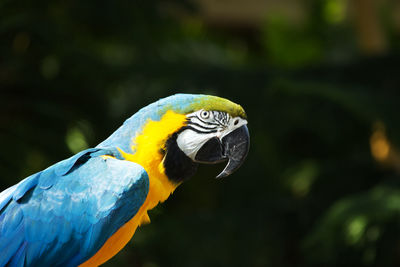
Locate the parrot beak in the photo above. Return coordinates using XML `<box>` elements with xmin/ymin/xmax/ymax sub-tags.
<box><xmin>194</xmin><ymin>125</ymin><xmax>250</xmax><ymax>178</ymax></box>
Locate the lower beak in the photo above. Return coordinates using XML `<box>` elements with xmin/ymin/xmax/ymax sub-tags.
<box><xmin>194</xmin><ymin>125</ymin><xmax>250</xmax><ymax>178</ymax></box>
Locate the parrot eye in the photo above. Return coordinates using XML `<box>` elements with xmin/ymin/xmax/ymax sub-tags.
<box><xmin>200</xmin><ymin>110</ymin><xmax>210</xmax><ymax>119</ymax></box>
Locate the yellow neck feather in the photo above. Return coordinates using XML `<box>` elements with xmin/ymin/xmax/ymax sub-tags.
<box><xmin>120</xmin><ymin>110</ymin><xmax>187</xmax><ymax>209</ymax></box>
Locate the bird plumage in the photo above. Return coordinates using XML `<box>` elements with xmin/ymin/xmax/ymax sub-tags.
<box><xmin>0</xmin><ymin>94</ymin><xmax>249</xmax><ymax>266</ymax></box>
<box><xmin>0</xmin><ymin>148</ymin><xmax>148</xmax><ymax>266</ymax></box>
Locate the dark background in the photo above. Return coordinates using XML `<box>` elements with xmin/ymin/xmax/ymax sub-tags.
<box><xmin>1</xmin><ymin>0</ymin><xmax>400</xmax><ymax>266</ymax></box>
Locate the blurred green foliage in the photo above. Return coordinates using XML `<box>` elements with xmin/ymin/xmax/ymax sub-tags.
<box><xmin>1</xmin><ymin>0</ymin><xmax>400</xmax><ymax>266</ymax></box>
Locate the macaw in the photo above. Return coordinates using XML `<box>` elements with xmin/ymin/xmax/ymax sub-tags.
<box><xmin>0</xmin><ymin>94</ymin><xmax>249</xmax><ymax>266</ymax></box>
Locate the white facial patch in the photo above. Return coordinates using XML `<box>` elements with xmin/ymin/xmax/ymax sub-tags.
<box><xmin>176</xmin><ymin>110</ymin><xmax>247</xmax><ymax>160</ymax></box>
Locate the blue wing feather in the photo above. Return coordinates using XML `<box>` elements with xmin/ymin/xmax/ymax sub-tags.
<box><xmin>7</xmin><ymin>241</ymin><xmax>26</xmax><ymax>267</ymax></box>
<box><xmin>0</xmin><ymin>148</ymin><xmax>149</xmax><ymax>266</ymax></box>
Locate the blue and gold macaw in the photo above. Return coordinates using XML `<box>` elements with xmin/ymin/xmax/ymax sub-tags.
<box><xmin>0</xmin><ymin>94</ymin><xmax>249</xmax><ymax>266</ymax></box>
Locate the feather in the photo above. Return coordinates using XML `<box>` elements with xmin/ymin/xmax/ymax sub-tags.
<box><xmin>0</xmin><ymin>148</ymin><xmax>149</xmax><ymax>266</ymax></box>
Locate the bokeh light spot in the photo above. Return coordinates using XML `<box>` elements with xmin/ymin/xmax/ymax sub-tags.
<box><xmin>287</xmin><ymin>160</ymin><xmax>319</xmax><ymax>197</ymax></box>
<box><xmin>346</xmin><ymin>215</ymin><xmax>367</xmax><ymax>245</ymax></box>
<box><xmin>370</xmin><ymin>122</ymin><xmax>390</xmax><ymax>162</ymax></box>
<box><xmin>66</xmin><ymin>127</ymin><xmax>89</xmax><ymax>153</ymax></box>
<box><xmin>324</xmin><ymin>0</ymin><xmax>346</xmax><ymax>24</ymax></box>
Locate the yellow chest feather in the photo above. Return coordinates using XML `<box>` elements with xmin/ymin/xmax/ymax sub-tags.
<box><xmin>79</xmin><ymin>111</ymin><xmax>186</xmax><ymax>267</ymax></box>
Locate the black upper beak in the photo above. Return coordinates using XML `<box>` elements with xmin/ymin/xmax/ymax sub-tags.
<box><xmin>194</xmin><ymin>125</ymin><xmax>250</xmax><ymax>178</ymax></box>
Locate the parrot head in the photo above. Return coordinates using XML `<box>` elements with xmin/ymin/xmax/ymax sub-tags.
<box><xmin>99</xmin><ymin>94</ymin><xmax>249</xmax><ymax>183</ymax></box>
<box><xmin>174</xmin><ymin>108</ymin><xmax>249</xmax><ymax>179</ymax></box>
